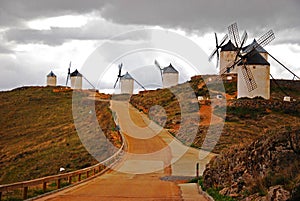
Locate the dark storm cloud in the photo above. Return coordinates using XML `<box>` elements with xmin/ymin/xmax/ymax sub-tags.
<box><xmin>0</xmin><ymin>0</ymin><xmax>299</xmax><ymax>45</ymax></box>
<box><xmin>100</xmin><ymin>0</ymin><xmax>300</xmax><ymax>32</ymax></box>
<box><xmin>0</xmin><ymin>0</ymin><xmax>108</xmax><ymax>27</ymax></box>
<box><xmin>1</xmin><ymin>0</ymin><xmax>299</xmax><ymax>31</ymax></box>
<box><xmin>4</xmin><ymin>24</ymin><xmax>151</xmax><ymax>46</ymax></box>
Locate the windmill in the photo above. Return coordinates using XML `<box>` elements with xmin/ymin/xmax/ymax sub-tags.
<box><xmin>65</xmin><ymin>61</ymin><xmax>71</xmax><ymax>86</ymax></box>
<box><xmin>244</xmin><ymin>38</ymin><xmax>300</xmax><ymax>81</ymax></box>
<box><xmin>154</xmin><ymin>60</ymin><xmax>179</xmax><ymax>88</ymax></box>
<box><xmin>113</xmin><ymin>63</ymin><xmax>146</xmax><ymax>94</ymax></box>
<box><xmin>244</xmin><ymin>35</ymin><xmax>300</xmax><ymax>98</ymax></box>
<box><xmin>221</xmin><ymin>24</ymin><xmax>275</xmax><ymax>92</ymax></box>
<box><xmin>208</xmin><ymin>33</ymin><xmax>228</xmax><ymax>68</ymax></box>
<box><xmin>66</xmin><ymin>61</ymin><xmax>96</xmax><ymax>90</ymax></box>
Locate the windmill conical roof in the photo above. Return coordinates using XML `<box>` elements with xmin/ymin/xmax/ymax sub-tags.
<box><xmin>47</xmin><ymin>71</ymin><xmax>56</xmax><ymax>77</ymax></box>
<box><xmin>221</xmin><ymin>40</ymin><xmax>237</xmax><ymax>51</ymax></box>
<box><xmin>243</xmin><ymin>39</ymin><xmax>267</xmax><ymax>53</ymax></box>
<box><xmin>237</xmin><ymin>50</ymin><xmax>270</xmax><ymax>66</ymax></box>
<box><xmin>121</xmin><ymin>72</ymin><xmax>133</xmax><ymax>80</ymax></box>
<box><xmin>163</xmin><ymin>63</ymin><xmax>178</xmax><ymax>73</ymax></box>
<box><xmin>70</xmin><ymin>69</ymin><xmax>82</xmax><ymax>77</ymax></box>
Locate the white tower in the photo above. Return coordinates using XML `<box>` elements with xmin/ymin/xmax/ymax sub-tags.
<box><xmin>70</xmin><ymin>69</ymin><xmax>82</xmax><ymax>89</ymax></box>
<box><xmin>120</xmin><ymin>72</ymin><xmax>134</xmax><ymax>94</ymax></box>
<box><xmin>46</xmin><ymin>71</ymin><xmax>57</xmax><ymax>86</ymax></box>
<box><xmin>162</xmin><ymin>63</ymin><xmax>179</xmax><ymax>88</ymax></box>
<box><xmin>237</xmin><ymin>50</ymin><xmax>270</xmax><ymax>99</ymax></box>
<box><xmin>219</xmin><ymin>40</ymin><xmax>237</xmax><ymax>74</ymax></box>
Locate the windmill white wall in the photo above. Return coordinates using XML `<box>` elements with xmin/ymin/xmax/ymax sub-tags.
<box><xmin>120</xmin><ymin>72</ymin><xmax>134</xmax><ymax>94</ymax></box>
<box><xmin>237</xmin><ymin>50</ymin><xmax>270</xmax><ymax>99</ymax></box>
<box><xmin>46</xmin><ymin>71</ymin><xmax>57</xmax><ymax>86</ymax></box>
<box><xmin>162</xmin><ymin>64</ymin><xmax>179</xmax><ymax>88</ymax></box>
<box><xmin>163</xmin><ymin>73</ymin><xmax>179</xmax><ymax>88</ymax></box>
<box><xmin>70</xmin><ymin>69</ymin><xmax>82</xmax><ymax>89</ymax></box>
<box><xmin>219</xmin><ymin>40</ymin><xmax>237</xmax><ymax>75</ymax></box>
<box><xmin>237</xmin><ymin>65</ymin><xmax>270</xmax><ymax>100</ymax></box>
<box><xmin>220</xmin><ymin>51</ymin><xmax>238</xmax><ymax>74</ymax></box>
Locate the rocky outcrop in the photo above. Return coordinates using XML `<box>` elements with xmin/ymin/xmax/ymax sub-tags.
<box><xmin>228</xmin><ymin>98</ymin><xmax>300</xmax><ymax>115</ymax></box>
<box><xmin>242</xmin><ymin>185</ymin><xmax>290</xmax><ymax>201</ymax></box>
<box><xmin>203</xmin><ymin>129</ymin><xmax>300</xmax><ymax>200</ymax></box>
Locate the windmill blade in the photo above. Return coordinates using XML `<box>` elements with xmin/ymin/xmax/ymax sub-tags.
<box><xmin>267</xmin><ymin>52</ymin><xmax>300</xmax><ymax>80</ymax></box>
<box><xmin>66</xmin><ymin>75</ymin><xmax>69</xmax><ymax>86</ymax></box>
<box><xmin>209</xmin><ymin>33</ymin><xmax>228</xmax><ymax>68</ymax></box>
<box><xmin>207</xmin><ymin>33</ymin><xmax>219</xmax><ymax>62</ymax></box>
<box><xmin>219</xmin><ymin>34</ymin><xmax>228</xmax><ymax>46</ymax></box>
<box><xmin>66</xmin><ymin>61</ymin><xmax>71</xmax><ymax>86</ymax></box>
<box><xmin>208</xmin><ymin>48</ymin><xmax>218</xmax><ymax>61</ymax></box>
<box><xmin>113</xmin><ymin>77</ymin><xmax>120</xmax><ymax>88</ymax></box>
<box><xmin>83</xmin><ymin>76</ymin><xmax>95</xmax><ymax>89</ymax></box>
<box><xmin>118</xmin><ymin>63</ymin><xmax>123</xmax><ymax>77</ymax></box>
<box><xmin>154</xmin><ymin>60</ymin><xmax>163</xmax><ymax>78</ymax></box>
<box><xmin>214</xmin><ymin>32</ymin><xmax>218</xmax><ymax>47</ymax></box>
<box><xmin>154</xmin><ymin>60</ymin><xmax>162</xmax><ymax>70</ymax></box>
<box><xmin>231</xmin><ymin>31</ymin><xmax>248</xmax><ymax>63</ymax></box>
<box><xmin>216</xmin><ymin>50</ymin><xmax>220</xmax><ymax>68</ymax></box>
<box><xmin>232</xmin><ymin>32</ymin><xmax>246</xmax><ymax>63</ymax></box>
<box><xmin>241</xmin><ymin>65</ymin><xmax>257</xmax><ymax>92</ymax></box>
<box><xmin>244</xmin><ymin>30</ymin><xmax>275</xmax><ymax>53</ymax></box>
<box><xmin>256</xmin><ymin>30</ymin><xmax>275</xmax><ymax>48</ymax></box>
<box><xmin>240</xmin><ymin>31</ymin><xmax>248</xmax><ymax>48</ymax></box>
<box><xmin>228</xmin><ymin>22</ymin><xmax>241</xmax><ymax>47</ymax></box>
<box><xmin>133</xmin><ymin>77</ymin><xmax>146</xmax><ymax>90</ymax></box>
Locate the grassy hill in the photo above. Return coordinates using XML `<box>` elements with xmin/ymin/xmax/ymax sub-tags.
<box><xmin>0</xmin><ymin>86</ymin><xmax>120</xmax><ymax>184</ymax></box>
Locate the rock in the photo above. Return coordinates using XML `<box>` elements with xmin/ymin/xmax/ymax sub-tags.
<box><xmin>266</xmin><ymin>185</ymin><xmax>290</xmax><ymax>201</ymax></box>
<box><xmin>203</xmin><ymin>129</ymin><xmax>300</xmax><ymax>199</ymax></box>
<box><xmin>229</xmin><ymin>193</ymin><xmax>239</xmax><ymax>198</ymax></box>
<box><xmin>242</xmin><ymin>193</ymin><xmax>266</xmax><ymax>201</ymax></box>
<box><xmin>219</xmin><ymin>187</ymin><xmax>230</xmax><ymax>196</ymax></box>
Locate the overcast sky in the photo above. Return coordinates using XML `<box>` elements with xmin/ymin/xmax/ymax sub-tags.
<box><xmin>0</xmin><ymin>0</ymin><xmax>299</xmax><ymax>91</ymax></box>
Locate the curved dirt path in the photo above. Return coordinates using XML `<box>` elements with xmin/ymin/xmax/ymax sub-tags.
<box><xmin>35</xmin><ymin>101</ymin><xmax>213</xmax><ymax>201</ymax></box>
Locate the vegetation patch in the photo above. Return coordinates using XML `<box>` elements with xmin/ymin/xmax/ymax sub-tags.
<box><xmin>0</xmin><ymin>86</ymin><xmax>120</xmax><ymax>184</ymax></box>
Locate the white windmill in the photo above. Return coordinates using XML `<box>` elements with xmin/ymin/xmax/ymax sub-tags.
<box><xmin>113</xmin><ymin>63</ymin><xmax>146</xmax><ymax>94</ymax></box>
<box><xmin>154</xmin><ymin>60</ymin><xmax>179</xmax><ymax>88</ymax></box>
<box><xmin>46</xmin><ymin>71</ymin><xmax>57</xmax><ymax>86</ymax></box>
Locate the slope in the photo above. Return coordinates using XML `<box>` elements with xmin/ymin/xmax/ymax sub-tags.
<box><xmin>0</xmin><ymin>86</ymin><xmax>121</xmax><ymax>184</ymax></box>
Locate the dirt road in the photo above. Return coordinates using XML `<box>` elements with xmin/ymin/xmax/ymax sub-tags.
<box><xmin>35</xmin><ymin>101</ymin><xmax>213</xmax><ymax>201</ymax></box>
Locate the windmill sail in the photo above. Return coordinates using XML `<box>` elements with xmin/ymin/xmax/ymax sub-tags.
<box><xmin>65</xmin><ymin>61</ymin><xmax>71</xmax><ymax>86</ymax></box>
<box><xmin>113</xmin><ymin>63</ymin><xmax>123</xmax><ymax>88</ymax></box>
<box><xmin>208</xmin><ymin>33</ymin><xmax>228</xmax><ymax>68</ymax></box>
<box><xmin>241</xmin><ymin>65</ymin><xmax>257</xmax><ymax>91</ymax></box>
<box><xmin>154</xmin><ymin>60</ymin><xmax>163</xmax><ymax>79</ymax></box>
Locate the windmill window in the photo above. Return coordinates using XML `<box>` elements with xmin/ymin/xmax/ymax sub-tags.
<box><xmin>253</xmin><ymin>66</ymin><xmax>256</xmax><ymax>69</ymax></box>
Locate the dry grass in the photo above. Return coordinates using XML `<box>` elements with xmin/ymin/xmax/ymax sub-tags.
<box><xmin>130</xmin><ymin>76</ymin><xmax>300</xmax><ymax>153</ymax></box>
<box><xmin>0</xmin><ymin>86</ymin><xmax>119</xmax><ymax>184</ymax></box>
